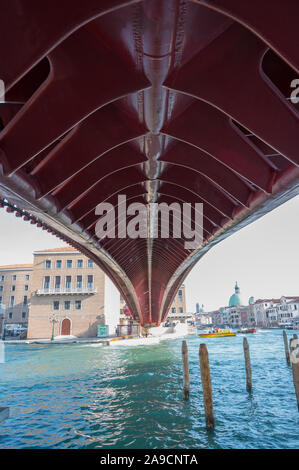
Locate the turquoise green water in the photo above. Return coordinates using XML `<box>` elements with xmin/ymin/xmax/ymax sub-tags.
<box><xmin>0</xmin><ymin>330</ymin><xmax>299</xmax><ymax>449</ymax></box>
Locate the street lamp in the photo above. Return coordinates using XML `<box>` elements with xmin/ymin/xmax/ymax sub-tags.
<box><xmin>49</xmin><ymin>313</ymin><xmax>59</xmax><ymax>341</ymax></box>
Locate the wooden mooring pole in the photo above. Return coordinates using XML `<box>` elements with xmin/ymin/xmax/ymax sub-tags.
<box><xmin>199</xmin><ymin>343</ymin><xmax>214</xmax><ymax>429</ymax></box>
<box><xmin>181</xmin><ymin>340</ymin><xmax>190</xmax><ymax>400</ymax></box>
<box><xmin>283</xmin><ymin>330</ymin><xmax>290</xmax><ymax>366</ymax></box>
<box><xmin>290</xmin><ymin>336</ymin><xmax>299</xmax><ymax>411</ymax></box>
<box><xmin>243</xmin><ymin>337</ymin><xmax>252</xmax><ymax>392</ymax></box>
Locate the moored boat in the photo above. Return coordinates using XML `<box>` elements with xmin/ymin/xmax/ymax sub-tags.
<box><xmin>198</xmin><ymin>328</ymin><xmax>236</xmax><ymax>338</ymax></box>
<box><xmin>237</xmin><ymin>328</ymin><xmax>256</xmax><ymax>334</ymax></box>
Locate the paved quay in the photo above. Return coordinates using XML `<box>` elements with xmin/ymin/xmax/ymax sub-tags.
<box><xmin>3</xmin><ymin>336</ymin><xmax>113</xmax><ymax>345</ymax></box>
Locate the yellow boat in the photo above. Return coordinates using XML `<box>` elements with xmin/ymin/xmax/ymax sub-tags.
<box><xmin>110</xmin><ymin>334</ymin><xmax>140</xmax><ymax>342</ymax></box>
<box><xmin>198</xmin><ymin>328</ymin><xmax>236</xmax><ymax>338</ymax></box>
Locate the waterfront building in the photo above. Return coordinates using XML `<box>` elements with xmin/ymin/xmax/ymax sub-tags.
<box><xmin>210</xmin><ymin>310</ymin><xmax>222</xmax><ymax>326</ymax></box>
<box><xmin>0</xmin><ymin>264</ymin><xmax>32</xmax><ymax>335</ymax></box>
<box><xmin>195</xmin><ymin>306</ymin><xmax>212</xmax><ymax>327</ymax></box>
<box><xmin>27</xmin><ymin>247</ymin><xmax>120</xmax><ymax>339</ymax></box>
<box><xmin>167</xmin><ymin>284</ymin><xmax>190</xmax><ymax>323</ymax></box>
<box><xmin>120</xmin><ymin>284</ymin><xmax>189</xmax><ymax>324</ymax></box>
<box><xmin>252</xmin><ymin>296</ymin><xmax>299</xmax><ymax>327</ymax></box>
<box><xmin>207</xmin><ymin>282</ymin><xmax>299</xmax><ymax>328</ymax></box>
<box><xmin>208</xmin><ymin>282</ymin><xmax>255</xmax><ymax>327</ymax></box>
<box><xmin>1</xmin><ymin>247</ymin><xmax>120</xmax><ymax>339</ymax></box>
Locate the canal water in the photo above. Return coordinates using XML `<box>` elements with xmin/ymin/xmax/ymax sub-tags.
<box><xmin>0</xmin><ymin>329</ymin><xmax>298</xmax><ymax>449</ymax></box>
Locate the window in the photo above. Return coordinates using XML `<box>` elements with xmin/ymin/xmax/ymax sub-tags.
<box><xmin>55</xmin><ymin>276</ymin><xmax>61</xmax><ymax>290</ymax></box>
<box><xmin>22</xmin><ymin>312</ymin><xmax>26</xmax><ymax>319</ymax></box>
<box><xmin>10</xmin><ymin>296</ymin><xmax>14</xmax><ymax>307</ymax></box>
<box><xmin>44</xmin><ymin>276</ymin><xmax>50</xmax><ymax>290</ymax></box>
<box><xmin>11</xmin><ymin>285</ymin><xmax>16</xmax><ymax>291</ymax></box>
<box><xmin>12</xmin><ymin>274</ymin><xmax>17</xmax><ymax>281</ymax></box>
<box><xmin>0</xmin><ymin>286</ymin><xmax>3</xmax><ymax>292</ymax></box>
<box><xmin>23</xmin><ymin>295</ymin><xmax>28</xmax><ymax>306</ymax></box>
<box><xmin>53</xmin><ymin>301</ymin><xmax>59</xmax><ymax>311</ymax></box>
<box><xmin>24</xmin><ymin>285</ymin><xmax>29</xmax><ymax>291</ymax></box>
<box><xmin>45</xmin><ymin>260</ymin><xmax>52</xmax><ymax>269</ymax></box>
<box><xmin>25</xmin><ymin>274</ymin><xmax>30</xmax><ymax>280</ymax></box>
<box><xmin>0</xmin><ymin>296</ymin><xmax>2</xmax><ymax>304</ymax></box>
<box><xmin>0</xmin><ymin>275</ymin><xmax>5</xmax><ymax>282</ymax></box>
<box><xmin>77</xmin><ymin>259</ymin><xmax>83</xmax><ymax>268</ymax></box>
<box><xmin>64</xmin><ymin>300</ymin><xmax>71</xmax><ymax>310</ymax></box>
<box><xmin>65</xmin><ymin>276</ymin><xmax>72</xmax><ymax>290</ymax></box>
<box><xmin>179</xmin><ymin>307</ymin><xmax>183</xmax><ymax>313</ymax></box>
<box><xmin>56</xmin><ymin>260</ymin><xmax>62</xmax><ymax>269</ymax></box>
<box><xmin>172</xmin><ymin>307</ymin><xmax>176</xmax><ymax>313</ymax></box>
<box><xmin>8</xmin><ymin>312</ymin><xmax>12</xmax><ymax>319</ymax></box>
<box><xmin>87</xmin><ymin>275</ymin><xmax>93</xmax><ymax>289</ymax></box>
<box><xmin>178</xmin><ymin>290</ymin><xmax>183</xmax><ymax>302</ymax></box>
<box><xmin>76</xmin><ymin>275</ymin><xmax>82</xmax><ymax>289</ymax></box>
<box><xmin>75</xmin><ymin>300</ymin><xmax>81</xmax><ymax>310</ymax></box>
<box><xmin>67</xmin><ymin>260</ymin><xmax>72</xmax><ymax>269</ymax></box>
<box><xmin>88</xmin><ymin>260</ymin><xmax>94</xmax><ymax>268</ymax></box>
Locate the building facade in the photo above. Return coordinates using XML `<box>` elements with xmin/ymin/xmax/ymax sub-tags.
<box><xmin>207</xmin><ymin>281</ymin><xmax>299</xmax><ymax>328</ymax></box>
<box><xmin>27</xmin><ymin>247</ymin><xmax>108</xmax><ymax>339</ymax></box>
<box><xmin>166</xmin><ymin>284</ymin><xmax>192</xmax><ymax>323</ymax></box>
<box><xmin>120</xmin><ymin>284</ymin><xmax>189</xmax><ymax>324</ymax></box>
<box><xmin>0</xmin><ymin>264</ymin><xmax>32</xmax><ymax>335</ymax></box>
<box><xmin>0</xmin><ymin>247</ymin><xmax>121</xmax><ymax>339</ymax></box>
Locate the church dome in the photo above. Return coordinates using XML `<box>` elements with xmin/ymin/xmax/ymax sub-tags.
<box><xmin>228</xmin><ymin>281</ymin><xmax>243</xmax><ymax>307</ymax></box>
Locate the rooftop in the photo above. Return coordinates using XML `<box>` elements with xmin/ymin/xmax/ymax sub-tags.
<box><xmin>34</xmin><ymin>247</ymin><xmax>77</xmax><ymax>254</ymax></box>
<box><xmin>0</xmin><ymin>264</ymin><xmax>33</xmax><ymax>270</ymax></box>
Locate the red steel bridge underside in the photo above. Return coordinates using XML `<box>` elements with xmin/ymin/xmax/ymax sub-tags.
<box><xmin>0</xmin><ymin>0</ymin><xmax>299</xmax><ymax>326</ymax></box>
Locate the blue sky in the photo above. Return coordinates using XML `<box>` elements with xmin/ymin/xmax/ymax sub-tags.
<box><xmin>0</xmin><ymin>194</ymin><xmax>299</xmax><ymax>312</ymax></box>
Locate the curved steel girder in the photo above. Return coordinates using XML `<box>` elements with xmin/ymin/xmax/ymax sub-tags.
<box><xmin>82</xmin><ymin>188</ymin><xmax>148</xmax><ymax>231</ymax></box>
<box><xmin>193</xmin><ymin>0</ymin><xmax>299</xmax><ymax>74</ymax></box>
<box><xmin>159</xmin><ymin>141</ymin><xmax>253</xmax><ymax>206</ymax></box>
<box><xmin>154</xmin><ymin>194</ymin><xmax>213</xmax><ymax>237</ymax></box>
<box><xmin>164</xmin><ymin>23</ymin><xmax>299</xmax><ymax>168</ymax></box>
<box><xmin>32</xmin><ymin>106</ymin><xmax>147</xmax><ymax>198</ymax></box>
<box><xmin>96</xmin><ymin>191</ymin><xmax>212</xmax><ymax>240</ymax></box>
<box><xmin>0</xmin><ymin>172</ymin><xmax>144</xmax><ymax>324</ymax></box>
<box><xmin>58</xmin><ymin>147</ymin><xmax>240</xmax><ymax>229</ymax></box>
<box><xmin>159</xmin><ymin>166</ymin><xmax>237</xmax><ymax>218</ymax></box>
<box><xmin>68</xmin><ymin>166</ymin><xmax>148</xmax><ymax>223</ymax></box>
<box><xmin>162</xmin><ymin>100</ymin><xmax>274</xmax><ymax>192</ymax></box>
<box><xmin>66</xmin><ymin>160</ymin><xmax>236</xmax><ymax>237</ymax></box>
<box><xmin>1</xmin><ymin>1</ymin><xmax>299</xmax><ymax>327</ymax></box>
<box><xmin>52</xmin><ymin>146</ymin><xmax>148</xmax><ymax>209</ymax></box>
<box><xmin>0</xmin><ymin>0</ymin><xmax>142</xmax><ymax>90</ymax></box>
<box><xmin>64</xmin><ymin>159</ymin><xmax>237</xmax><ymax>230</ymax></box>
<box><xmin>0</xmin><ymin>26</ymin><xmax>149</xmax><ymax>176</ymax></box>
<box><xmin>83</xmin><ymin>179</ymin><xmax>225</xmax><ymax>237</ymax></box>
<box><xmin>159</xmin><ymin>166</ymin><xmax>299</xmax><ymax>323</ymax></box>
<box><xmin>157</xmin><ymin>182</ymin><xmax>227</xmax><ymax>226</ymax></box>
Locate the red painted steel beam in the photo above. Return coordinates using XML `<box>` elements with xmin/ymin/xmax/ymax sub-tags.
<box><xmin>0</xmin><ymin>1</ymin><xmax>299</xmax><ymax>326</ymax></box>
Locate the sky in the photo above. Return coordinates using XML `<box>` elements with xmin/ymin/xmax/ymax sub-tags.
<box><xmin>0</xmin><ymin>194</ymin><xmax>299</xmax><ymax>313</ymax></box>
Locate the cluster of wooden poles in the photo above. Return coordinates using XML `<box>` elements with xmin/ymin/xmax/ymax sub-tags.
<box><xmin>181</xmin><ymin>332</ymin><xmax>299</xmax><ymax>430</ymax></box>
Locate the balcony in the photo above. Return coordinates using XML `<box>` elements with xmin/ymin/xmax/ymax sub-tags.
<box><xmin>35</xmin><ymin>287</ymin><xmax>97</xmax><ymax>296</ymax></box>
